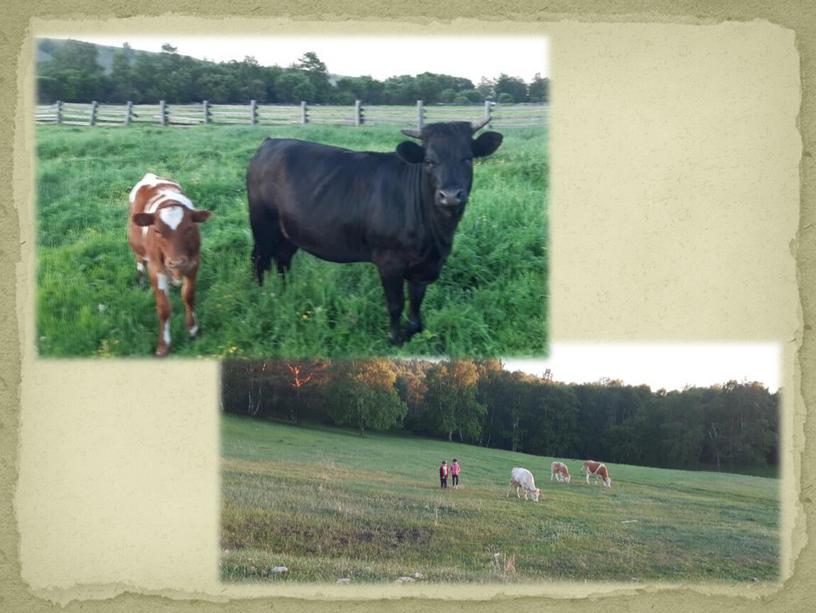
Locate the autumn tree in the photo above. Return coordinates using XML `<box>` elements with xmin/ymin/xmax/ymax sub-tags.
<box><xmin>423</xmin><ymin>360</ymin><xmax>485</xmax><ymax>442</ymax></box>
<box><xmin>327</xmin><ymin>360</ymin><xmax>407</xmax><ymax>436</ymax></box>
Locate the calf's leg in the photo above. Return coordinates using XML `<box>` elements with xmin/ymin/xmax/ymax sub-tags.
<box><xmin>151</xmin><ymin>270</ymin><xmax>172</xmax><ymax>357</ymax></box>
<box><xmin>135</xmin><ymin>258</ymin><xmax>148</xmax><ymax>289</ymax></box>
<box><xmin>182</xmin><ymin>268</ymin><xmax>199</xmax><ymax>338</ymax></box>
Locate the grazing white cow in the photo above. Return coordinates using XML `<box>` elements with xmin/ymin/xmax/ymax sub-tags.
<box><xmin>582</xmin><ymin>460</ymin><xmax>612</xmax><ymax>488</ymax></box>
<box><xmin>506</xmin><ymin>467</ymin><xmax>540</xmax><ymax>502</ymax></box>
<box><xmin>550</xmin><ymin>461</ymin><xmax>571</xmax><ymax>484</ymax></box>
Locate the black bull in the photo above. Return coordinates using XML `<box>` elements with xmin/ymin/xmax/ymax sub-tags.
<box><xmin>246</xmin><ymin>120</ymin><xmax>503</xmax><ymax>345</ymax></box>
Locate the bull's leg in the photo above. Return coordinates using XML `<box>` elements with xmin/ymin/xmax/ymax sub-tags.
<box><xmin>182</xmin><ymin>268</ymin><xmax>199</xmax><ymax>338</ymax></box>
<box><xmin>249</xmin><ymin>206</ymin><xmax>292</xmax><ymax>285</ymax></box>
<box><xmin>506</xmin><ymin>481</ymin><xmax>513</xmax><ymax>497</ymax></box>
<box><xmin>405</xmin><ymin>280</ymin><xmax>428</xmax><ymax>340</ymax></box>
<box><xmin>376</xmin><ymin>262</ymin><xmax>406</xmax><ymax>345</ymax></box>
<box><xmin>150</xmin><ymin>270</ymin><xmax>172</xmax><ymax>357</ymax></box>
<box><xmin>273</xmin><ymin>240</ymin><xmax>299</xmax><ymax>280</ymax></box>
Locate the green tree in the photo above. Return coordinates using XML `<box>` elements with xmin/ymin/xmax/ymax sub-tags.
<box><xmin>327</xmin><ymin>360</ymin><xmax>407</xmax><ymax>436</ymax></box>
<box><xmin>527</xmin><ymin>73</ymin><xmax>549</xmax><ymax>103</ymax></box>
<box><xmin>109</xmin><ymin>43</ymin><xmax>135</xmax><ymax>102</ymax></box>
<box><xmin>476</xmin><ymin>77</ymin><xmax>495</xmax><ymax>100</ymax></box>
<box><xmin>296</xmin><ymin>51</ymin><xmax>331</xmax><ymax>102</ymax></box>
<box><xmin>275</xmin><ymin>70</ymin><xmax>316</xmax><ymax>103</ymax></box>
<box><xmin>494</xmin><ymin>73</ymin><xmax>528</xmax><ymax>103</ymax></box>
<box><xmin>423</xmin><ymin>360</ymin><xmax>484</xmax><ymax>442</ymax></box>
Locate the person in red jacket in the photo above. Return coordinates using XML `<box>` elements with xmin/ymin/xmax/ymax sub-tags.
<box><xmin>451</xmin><ymin>458</ymin><xmax>461</xmax><ymax>488</ymax></box>
<box><xmin>439</xmin><ymin>460</ymin><xmax>448</xmax><ymax>488</ymax></box>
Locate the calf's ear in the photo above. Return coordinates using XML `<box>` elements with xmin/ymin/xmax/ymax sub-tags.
<box><xmin>132</xmin><ymin>212</ymin><xmax>155</xmax><ymax>226</ymax></box>
<box><xmin>191</xmin><ymin>210</ymin><xmax>212</xmax><ymax>223</ymax></box>
<box><xmin>472</xmin><ymin>131</ymin><xmax>503</xmax><ymax>158</ymax></box>
<box><xmin>396</xmin><ymin>141</ymin><xmax>425</xmax><ymax>164</ymax></box>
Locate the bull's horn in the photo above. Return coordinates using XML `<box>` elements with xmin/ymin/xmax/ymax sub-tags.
<box><xmin>471</xmin><ymin>117</ymin><xmax>490</xmax><ymax>132</ymax></box>
<box><xmin>400</xmin><ymin>128</ymin><xmax>422</xmax><ymax>139</ymax></box>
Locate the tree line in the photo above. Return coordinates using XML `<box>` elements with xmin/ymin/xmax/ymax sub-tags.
<box><xmin>37</xmin><ymin>39</ymin><xmax>550</xmax><ymax>105</ymax></box>
<box><xmin>221</xmin><ymin>359</ymin><xmax>779</xmax><ymax>474</ymax></box>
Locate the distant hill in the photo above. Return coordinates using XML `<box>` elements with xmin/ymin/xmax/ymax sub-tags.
<box><xmin>36</xmin><ymin>38</ymin><xmax>163</xmax><ymax>74</ymax></box>
<box><xmin>36</xmin><ymin>37</ymin><xmax>345</xmax><ymax>81</ymax></box>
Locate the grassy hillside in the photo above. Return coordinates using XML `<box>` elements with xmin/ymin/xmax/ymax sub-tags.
<box><xmin>221</xmin><ymin>413</ymin><xmax>779</xmax><ymax>583</ymax></box>
<box><xmin>36</xmin><ymin>124</ymin><xmax>547</xmax><ymax>358</ymax></box>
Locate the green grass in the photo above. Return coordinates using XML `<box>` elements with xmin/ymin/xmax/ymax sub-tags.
<box><xmin>220</xmin><ymin>413</ymin><xmax>780</xmax><ymax>584</ymax></box>
<box><xmin>36</xmin><ymin>123</ymin><xmax>548</xmax><ymax>358</ymax></box>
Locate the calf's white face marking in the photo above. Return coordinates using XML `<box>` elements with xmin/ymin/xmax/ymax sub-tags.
<box><xmin>136</xmin><ymin>262</ymin><xmax>144</xmax><ymax>273</ymax></box>
<box><xmin>159</xmin><ymin>206</ymin><xmax>185</xmax><ymax>230</ymax></box>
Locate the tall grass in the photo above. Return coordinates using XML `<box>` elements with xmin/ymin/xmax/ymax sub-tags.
<box><xmin>36</xmin><ymin>124</ymin><xmax>548</xmax><ymax>358</ymax></box>
<box><xmin>221</xmin><ymin>414</ymin><xmax>779</xmax><ymax>583</ymax></box>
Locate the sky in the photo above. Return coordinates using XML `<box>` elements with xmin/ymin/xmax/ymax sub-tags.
<box><xmin>45</xmin><ymin>35</ymin><xmax>549</xmax><ymax>84</ymax></box>
<box><xmin>504</xmin><ymin>343</ymin><xmax>781</xmax><ymax>392</ymax></box>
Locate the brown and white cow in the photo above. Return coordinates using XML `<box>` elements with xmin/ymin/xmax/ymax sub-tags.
<box><xmin>550</xmin><ymin>461</ymin><xmax>571</xmax><ymax>484</ymax></box>
<box><xmin>582</xmin><ymin>460</ymin><xmax>612</xmax><ymax>488</ymax></box>
<box><xmin>127</xmin><ymin>173</ymin><xmax>212</xmax><ymax>356</ymax></box>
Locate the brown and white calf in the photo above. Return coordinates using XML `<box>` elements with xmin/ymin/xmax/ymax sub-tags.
<box><xmin>127</xmin><ymin>173</ymin><xmax>212</xmax><ymax>356</ymax></box>
<box><xmin>582</xmin><ymin>460</ymin><xmax>612</xmax><ymax>488</ymax></box>
<box><xmin>550</xmin><ymin>461</ymin><xmax>571</xmax><ymax>484</ymax></box>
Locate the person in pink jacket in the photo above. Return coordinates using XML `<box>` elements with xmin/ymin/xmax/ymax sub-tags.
<box><xmin>451</xmin><ymin>459</ymin><xmax>461</xmax><ymax>488</ymax></box>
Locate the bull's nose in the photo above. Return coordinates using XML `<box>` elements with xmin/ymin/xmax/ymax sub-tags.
<box><xmin>437</xmin><ymin>188</ymin><xmax>466</xmax><ymax>206</ymax></box>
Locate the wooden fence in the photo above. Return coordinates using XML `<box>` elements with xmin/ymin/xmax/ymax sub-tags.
<box><xmin>35</xmin><ymin>100</ymin><xmax>548</xmax><ymax>130</ymax></box>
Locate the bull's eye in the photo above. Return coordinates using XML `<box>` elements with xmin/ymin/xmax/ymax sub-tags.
<box><xmin>463</xmin><ymin>157</ymin><xmax>473</xmax><ymax>165</ymax></box>
<box><xmin>424</xmin><ymin>159</ymin><xmax>437</xmax><ymax>169</ymax></box>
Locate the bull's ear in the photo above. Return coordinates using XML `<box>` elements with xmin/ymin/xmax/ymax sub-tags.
<box><xmin>472</xmin><ymin>131</ymin><xmax>503</xmax><ymax>158</ymax></box>
<box><xmin>191</xmin><ymin>210</ymin><xmax>212</xmax><ymax>223</ymax></box>
<box><xmin>132</xmin><ymin>212</ymin><xmax>155</xmax><ymax>226</ymax></box>
<box><xmin>396</xmin><ymin>141</ymin><xmax>425</xmax><ymax>164</ymax></box>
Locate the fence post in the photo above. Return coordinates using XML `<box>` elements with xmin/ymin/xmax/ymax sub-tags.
<box><xmin>250</xmin><ymin>99</ymin><xmax>257</xmax><ymax>125</ymax></box>
<box><xmin>416</xmin><ymin>99</ymin><xmax>424</xmax><ymax>130</ymax></box>
<box><xmin>125</xmin><ymin>101</ymin><xmax>133</xmax><ymax>126</ymax></box>
<box><xmin>300</xmin><ymin>101</ymin><xmax>308</xmax><ymax>125</ymax></box>
<box><xmin>483</xmin><ymin>100</ymin><xmax>492</xmax><ymax>127</ymax></box>
<box><xmin>159</xmin><ymin>100</ymin><xmax>167</xmax><ymax>126</ymax></box>
<box><xmin>55</xmin><ymin>100</ymin><xmax>63</xmax><ymax>125</ymax></box>
<box><xmin>203</xmin><ymin>100</ymin><xmax>210</xmax><ymax>125</ymax></box>
<box><xmin>89</xmin><ymin>101</ymin><xmax>98</xmax><ymax>126</ymax></box>
<box><xmin>354</xmin><ymin>100</ymin><xmax>362</xmax><ymax>127</ymax></box>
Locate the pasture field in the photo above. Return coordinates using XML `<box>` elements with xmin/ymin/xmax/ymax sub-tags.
<box><xmin>221</xmin><ymin>414</ymin><xmax>780</xmax><ymax>583</ymax></box>
<box><xmin>36</xmin><ymin>123</ymin><xmax>547</xmax><ymax>358</ymax></box>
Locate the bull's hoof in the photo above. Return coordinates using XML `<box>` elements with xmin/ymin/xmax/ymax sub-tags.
<box><xmin>403</xmin><ymin>320</ymin><xmax>423</xmax><ymax>340</ymax></box>
<box><xmin>155</xmin><ymin>345</ymin><xmax>170</xmax><ymax>357</ymax></box>
<box><xmin>388</xmin><ymin>331</ymin><xmax>405</xmax><ymax>346</ymax></box>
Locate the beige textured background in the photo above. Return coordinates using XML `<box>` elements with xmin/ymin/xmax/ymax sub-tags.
<box><xmin>1</xmin><ymin>3</ymin><xmax>813</xmax><ymax>613</ymax></box>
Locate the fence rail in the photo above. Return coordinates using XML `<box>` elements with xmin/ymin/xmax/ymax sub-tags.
<box><xmin>35</xmin><ymin>100</ymin><xmax>548</xmax><ymax>130</ymax></box>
